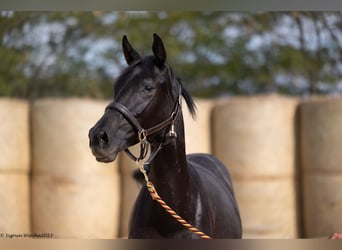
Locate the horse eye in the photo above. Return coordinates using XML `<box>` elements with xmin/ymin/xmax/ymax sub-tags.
<box><xmin>144</xmin><ymin>84</ymin><xmax>155</xmax><ymax>92</ymax></box>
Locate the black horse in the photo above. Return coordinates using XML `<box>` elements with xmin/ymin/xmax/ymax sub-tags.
<box><xmin>88</xmin><ymin>34</ymin><xmax>242</xmax><ymax>239</ymax></box>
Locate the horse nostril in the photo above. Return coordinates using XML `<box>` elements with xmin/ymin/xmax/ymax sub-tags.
<box><xmin>98</xmin><ymin>130</ymin><xmax>109</xmax><ymax>145</ymax></box>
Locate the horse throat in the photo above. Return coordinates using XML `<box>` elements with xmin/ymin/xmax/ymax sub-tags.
<box><xmin>149</xmin><ymin>113</ymin><xmax>191</xmax><ymax>214</ymax></box>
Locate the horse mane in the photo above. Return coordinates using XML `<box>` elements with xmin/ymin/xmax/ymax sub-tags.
<box><xmin>177</xmin><ymin>77</ymin><xmax>197</xmax><ymax>119</ymax></box>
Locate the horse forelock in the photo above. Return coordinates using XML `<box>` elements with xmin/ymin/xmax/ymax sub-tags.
<box><xmin>114</xmin><ymin>56</ymin><xmax>156</xmax><ymax>97</ymax></box>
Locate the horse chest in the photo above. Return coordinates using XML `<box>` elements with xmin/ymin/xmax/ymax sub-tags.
<box><xmin>128</xmin><ymin>180</ymin><xmax>215</xmax><ymax>239</ymax></box>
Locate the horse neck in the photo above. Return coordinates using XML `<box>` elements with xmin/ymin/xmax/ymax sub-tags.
<box><xmin>149</xmin><ymin>111</ymin><xmax>191</xmax><ymax>210</ymax></box>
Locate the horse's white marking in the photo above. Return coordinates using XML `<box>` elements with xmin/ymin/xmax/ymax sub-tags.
<box><xmin>195</xmin><ymin>194</ymin><xmax>202</xmax><ymax>225</ymax></box>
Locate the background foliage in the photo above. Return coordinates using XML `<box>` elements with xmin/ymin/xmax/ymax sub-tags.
<box><xmin>1</xmin><ymin>11</ymin><xmax>342</xmax><ymax>99</ymax></box>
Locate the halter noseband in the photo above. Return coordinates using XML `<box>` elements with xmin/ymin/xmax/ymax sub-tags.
<box><xmin>105</xmin><ymin>95</ymin><xmax>181</xmax><ymax>162</ymax></box>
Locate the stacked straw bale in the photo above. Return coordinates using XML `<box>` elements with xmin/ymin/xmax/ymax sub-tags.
<box><xmin>31</xmin><ymin>98</ymin><xmax>120</xmax><ymax>238</ymax></box>
<box><xmin>212</xmin><ymin>95</ymin><xmax>299</xmax><ymax>238</ymax></box>
<box><xmin>183</xmin><ymin>98</ymin><xmax>214</xmax><ymax>154</ymax></box>
<box><xmin>0</xmin><ymin>99</ymin><xmax>30</xmax><ymax>233</ymax></box>
<box><xmin>300</xmin><ymin>96</ymin><xmax>342</xmax><ymax>238</ymax></box>
<box><xmin>118</xmin><ymin>145</ymin><xmax>143</xmax><ymax>238</ymax></box>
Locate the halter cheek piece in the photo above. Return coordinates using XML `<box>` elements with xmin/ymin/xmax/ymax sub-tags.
<box><xmin>105</xmin><ymin>96</ymin><xmax>181</xmax><ymax>164</ymax></box>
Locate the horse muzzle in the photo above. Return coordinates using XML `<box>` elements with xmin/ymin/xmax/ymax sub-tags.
<box><xmin>88</xmin><ymin>127</ymin><xmax>119</xmax><ymax>163</ymax></box>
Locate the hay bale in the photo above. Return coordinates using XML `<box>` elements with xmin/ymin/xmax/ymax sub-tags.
<box><xmin>0</xmin><ymin>173</ymin><xmax>30</xmax><ymax>232</ymax></box>
<box><xmin>0</xmin><ymin>98</ymin><xmax>29</xmax><ymax>172</ymax></box>
<box><xmin>31</xmin><ymin>98</ymin><xmax>121</xmax><ymax>238</ymax></box>
<box><xmin>212</xmin><ymin>95</ymin><xmax>299</xmax><ymax>238</ymax></box>
<box><xmin>300</xmin><ymin>96</ymin><xmax>342</xmax><ymax>238</ymax></box>
<box><xmin>183</xmin><ymin>98</ymin><xmax>214</xmax><ymax>154</ymax></box>
<box><xmin>0</xmin><ymin>98</ymin><xmax>30</xmax><ymax>233</ymax></box>
<box><xmin>118</xmin><ymin>145</ymin><xmax>144</xmax><ymax>238</ymax></box>
<box><xmin>31</xmin><ymin>98</ymin><xmax>114</xmax><ymax>177</ymax></box>
<box><xmin>31</xmin><ymin>173</ymin><xmax>120</xmax><ymax>238</ymax></box>
<box><xmin>232</xmin><ymin>177</ymin><xmax>298</xmax><ymax>238</ymax></box>
<box><xmin>302</xmin><ymin>175</ymin><xmax>342</xmax><ymax>238</ymax></box>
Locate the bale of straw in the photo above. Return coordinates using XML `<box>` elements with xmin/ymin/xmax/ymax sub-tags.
<box><xmin>300</xmin><ymin>96</ymin><xmax>342</xmax><ymax>238</ymax></box>
<box><xmin>0</xmin><ymin>98</ymin><xmax>30</xmax><ymax>172</ymax></box>
<box><xmin>31</xmin><ymin>173</ymin><xmax>120</xmax><ymax>238</ymax></box>
<box><xmin>118</xmin><ymin>145</ymin><xmax>144</xmax><ymax>238</ymax></box>
<box><xmin>232</xmin><ymin>177</ymin><xmax>298</xmax><ymax>238</ymax></box>
<box><xmin>0</xmin><ymin>98</ymin><xmax>30</xmax><ymax>233</ymax></box>
<box><xmin>212</xmin><ymin>95</ymin><xmax>299</xmax><ymax>238</ymax></box>
<box><xmin>183</xmin><ymin>98</ymin><xmax>214</xmax><ymax>154</ymax></box>
<box><xmin>31</xmin><ymin>98</ymin><xmax>121</xmax><ymax>238</ymax></box>
<box><xmin>31</xmin><ymin>98</ymin><xmax>114</xmax><ymax>177</ymax></box>
<box><xmin>0</xmin><ymin>173</ymin><xmax>30</xmax><ymax>233</ymax></box>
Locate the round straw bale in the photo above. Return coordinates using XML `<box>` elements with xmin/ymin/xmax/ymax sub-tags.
<box><xmin>213</xmin><ymin>95</ymin><xmax>298</xmax><ymax>177</ymax></box>
<box><xmin>31</xmin><ymin>98</ymin><xmax>115</xmax><ymax>177</ymax></box>
<box><xmin>0</xmin><ymin>173</ymin><xmax>30</xmax><ymax>232</ymax></box>
<box><xmin>31</xmin><ymin>98</ymin><xmax>121</xmax><ymax>238</ymax></box>
<box><xmin>183</xmin><ymin>98</ymin><xmax>214</xmax><ymax>154</ymax></box>
<box><xmin>233</xmin><ymin>177</ymin><xmax>297</xmax><ymax>238</ymax></box>
<box><xmin>31</xmin><ymin>173</ymin><xmax>120</xmax><ymax>238</ymax></box>
<box><xmin>300</xmin><ymin>96</ymin><xmax>342</xmax><ymax>238</ymax></box>
<box><xmin>302</xmin><ymin>174</ymin><xmax>342</xmax><ymax>238</ymax></box>
<box><xmin>117</xmin><ymin>145</ymin><xmax>144</xmax><ymax>238</ymax></box>
<box><xmin>300</xmin><ymin>96</ymin><xmax>342</xmax><ymax>173</ymax></box>
<box><xmin>0</xmin><ymin>98</ymin><xmax>29</xmax><ymax>172</ymax></box>
<box><xmin>212</xmin><ymin>95</ymin><xmax>299</xmax><ymax>238</ymax></box>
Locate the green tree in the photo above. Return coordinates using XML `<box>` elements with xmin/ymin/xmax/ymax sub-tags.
<box><xmin>1</xmin><ymin>11</ymin><xmax>342</xmax><ymax>99</ymax></box>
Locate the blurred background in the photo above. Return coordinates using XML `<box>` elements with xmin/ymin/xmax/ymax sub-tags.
<box><xmin>2</xmin><ymin>11</ymin><xmax>342</xmax><ymax>99</ymax></box>
<box><xmin>1</xmin><ymin>11</ymin><xmax>342</xmax><ymax>239</ymax></box>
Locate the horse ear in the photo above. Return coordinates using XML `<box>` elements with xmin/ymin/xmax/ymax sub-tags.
<box><xmin>152</xmin><ymin>33</ymin><xmax>166</xmax><ymax>68</ymax></box>
<box><xmin>122</xmin><ymin>35</ymin><xmax>141</xmax><ymax>65</ymax></box>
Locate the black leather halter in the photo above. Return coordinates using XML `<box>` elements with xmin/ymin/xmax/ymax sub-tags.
<box><xmin>105</xmin><ymin>96</ymin><xmax>181</xmax><ymax>162</ymax></box>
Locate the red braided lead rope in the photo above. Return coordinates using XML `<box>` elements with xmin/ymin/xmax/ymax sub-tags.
<box><xmin>138</xmin><ymin>163</ymin><xmax>212</xmax><ymax>239</ymax></box>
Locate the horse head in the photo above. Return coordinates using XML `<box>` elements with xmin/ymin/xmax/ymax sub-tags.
<box><xmin>89</xmin><ymin>34</ymin><xmax>194</xmax><ymax>163</ymax></box>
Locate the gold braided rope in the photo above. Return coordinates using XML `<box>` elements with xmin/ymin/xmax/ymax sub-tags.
<box><xmin>137</xmin><ymin>161</ymin><xmax>212</xmax><ymax>239</ymax></box>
